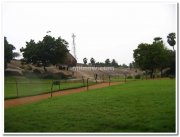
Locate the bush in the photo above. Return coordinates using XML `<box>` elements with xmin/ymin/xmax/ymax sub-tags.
<box><xmin>135</xmin><ymin>74</ymin><xmax>141</xmax><ymax>79</ymax></box>
<box><xmin>169</xmin><ymin>75</ymin><xmax>175</xmax><ymax>79</ymax></box>
<box><xmin>5</xmin><ymin>70</ymin><xmax>22</xmax><ymax>76</ymax></box>
<box><xmin>127</xmin><ymin>76</ymin><xmax>133</xmax><ymax>79</ymax></box>
<box><xmin>33</xmin><ymin>69</ymin><xmax>41</xmax><ymax>74</ymax></box>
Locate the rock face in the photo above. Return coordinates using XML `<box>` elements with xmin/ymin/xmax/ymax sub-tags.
<box><xmin>5</xmin><ymin>52</ymin><xmax>77</xmax><ymax>78</ymax></box>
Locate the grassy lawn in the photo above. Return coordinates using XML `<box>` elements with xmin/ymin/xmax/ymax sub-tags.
<box><xmin>109</xmin><ymin>76</ymin><xmax>137</xmax><ymax>82</ymax></box>
<box><xmin>5</xmin><ymin>79</ymin><xmax>175</xmax><ymax>132</ymax></box>
<box><xmin>5</xmin><ymin>76</ymin><xmax>95</xmax><ymax>99</ymax></box>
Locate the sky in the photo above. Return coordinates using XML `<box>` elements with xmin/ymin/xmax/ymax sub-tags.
<box><xmin>2</xmin><ymin>1</ymin><xmax>177</xmax><ymax>65</ymax></box>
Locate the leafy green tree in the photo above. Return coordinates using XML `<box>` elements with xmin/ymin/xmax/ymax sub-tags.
<box><xmin>166</xmin><ymin>50</ymin><xmax>175</xmax><ymax>76</ymax></box>
<box><xmin>83</xmin><ymin>58</ymin><xmax>88</xmax><ymax>65</ymax></box>
<box><xmin>153</xmin><ymin>37</ymin><xmax>163</xmax><ymax>43</ymax></box>
<box><xmin>122</xmin><ymin>64</ymin><xmax>128</xmax><ymax>68</ymax></box>
<box><xmin>167</xmin><ymin>33</ymin><xmax>176</xmax><ymax>51</ymax></box>
<box><xmin>111</xmin><ymin>59</ymin><xmax>118</xmax><ymax>67</ymax></box>
<box><xmin>129</xmin><ymin>63</ymin><xmax>133</xmax><ymax>69</ymax></box>
<box><xmin>105</xmin><ymin>59</ymin><xmax>111</xmax><ymax>66</ymax></box>
<box><xmin>20</xmin><ymin>35</ymin><xmax>69</xmax><ymax>71</ymax></box>
<box><xmin>133</xmin><ymin>37</ymin><xmax>174</xmax><ymax>78</ymax></box>
<box><xmin>95</xmin><ymin>62</ymin><xmax>105</xmax><ymax>67</ymax></box>
<box><xmin>133</xmin><ymin>43</ymin><xmax>150</xmax><ymax>71</ymax></box>
<box><xmin>4</xmin><ymin>37</ymin><xmax>19</xmax><ymax>69</ymax></box>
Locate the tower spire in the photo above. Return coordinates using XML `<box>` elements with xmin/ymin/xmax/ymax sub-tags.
<box><xmin>72</xmin><ymin>33</ymin><xmax>77</xmax><ymax>60</ymax></box>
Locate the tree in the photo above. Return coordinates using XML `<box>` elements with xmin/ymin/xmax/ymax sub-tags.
<box><xmin>133</xmin><ymin>37</ymin><xmax>173</xmax><ymax>78</ymax></box>
<box><xmin>105</xmin><ymin>59</ymin><xmax>111</xmax><ymax>66</ymax></box>
<box><xmin>167</xmin><ymin>33</ymin><xmax>176</xmax><ymax>51</ymax></box>
<box><xmin>20</xmin><ymin>35</ymin><xmax>69</xmax><ymax>71</ymax></box>
<box><xmin>129</xmin><ymin>63</ymin><xmax>133</xmax><ymax>69</ymax></box>
<box><xmin>4</xmin><ymin>37</ymin><xmax>19</xmax><ymax>69</ymax></box>
<box><xmin>83</xmin><ymin>58</ymin><xmax>88</xmax><ymax>65</ymax></box>
<box><xmin>152</xmin><ymin>39</ymin><xmax>169</xmax><ymax>77</ymax></box>
<box><xmin>111</xmin><ymin>59</ymin><xmax>118</xmax><ymax>67</ymax></box>
<box><xmin>166</xmin><ymin>50</ymin><xmax>175</xmax><ymax>76</ymax></box>
<box><xmin>153</xmin><ymin>37</ymin><xmax>163</xmax><ymax>43</ymax></box>
<box><xmin>90</xmin><ymin>58</ymin><xmax>95</xmax><ymax>66</ymax></box>
<box><xmin>122</xmin><ymin>64</ymin><xmax>128</xmax><ymax>68</ymax></box>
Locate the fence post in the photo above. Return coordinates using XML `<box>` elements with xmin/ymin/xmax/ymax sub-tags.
<box><xmin>94</xmin><ymin>74</ymin><xmax>97</xmax><ymax>84</ymax></box>
<box><xmin>125</xmin><ymin>74</ymin><xmax>127</xmax><ymax>83</ymax></box>
<box><xmin>82</xmin><ymin>76</ymin><xmax>85</xmax><ymax>86</ymax></box>
<box><xmin>59</xmin><ymin>80</ymin><xmax>60</xmax><ymax>90</ymax></box>
<box><xmin>109</xmin><ymin>75</ymin><xmax>111</xmax><ymax>86</ymax></box>
<box><xmin>15</xmin><ymin>80</ymin><xmax>19</xmax><ymax>97</ymax></box>
<box><xmin>87</xmin><ymin>78</ymin><xmax>89</xmax><ymax>90</ymax></box>
<box><xmin>102</xmin><ymin>75</ymin><xmax>104</xmax><ymax>83</ymax></box>
<box><xmin>51</xmin><ymin>80</ymin><xmax>53</xmax><ymax>98</ymax></box>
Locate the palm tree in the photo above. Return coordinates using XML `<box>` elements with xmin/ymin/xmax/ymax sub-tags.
<box><xmin>83</xmin><ymin>58</ymin><xmax>88</xmax><ymax>65</ymax></box>
<box><xmin>90</xmin><ymin>58</ymin><xmax>95</xmax><ymax>66</ymax></box>
<box><xmin>167</xmin><ymin>33</ymin><xmax>176</xmax><ymax>51</ymax></box>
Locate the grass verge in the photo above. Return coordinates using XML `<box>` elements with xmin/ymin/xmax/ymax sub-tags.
<box><xmin>5</xmin><ymin>79</ymin><xmax>175</xmax><ymax>132</ymax></box>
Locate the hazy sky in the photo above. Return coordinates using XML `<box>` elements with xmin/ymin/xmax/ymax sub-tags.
<box><xmin>3</xmin><ymin>1</ymin><xmax>177</xmax><ymax>65</ymax></box>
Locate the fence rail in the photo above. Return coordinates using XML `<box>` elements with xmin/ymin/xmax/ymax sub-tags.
<box><xmin>5</xmin><ymin>75</ymin><xmax>137</xmax><ymax>99</ymax></box>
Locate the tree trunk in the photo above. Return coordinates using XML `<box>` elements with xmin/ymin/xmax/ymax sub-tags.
<box><xmin>150</xmin><ymin>69</ymin><xmax>154</xmax><ymax>79</ymax></box>
<box><xmin>160</xmin><ymin>68</ymin><xmax>163</xmax><ymax>78</ymax></box>
<box><xmin>43</xmin><ymin>66</ymin><xmax>47</xmax><ymax>72</ymax></box>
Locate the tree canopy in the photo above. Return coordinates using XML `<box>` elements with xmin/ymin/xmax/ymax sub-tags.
<box><xmin>4</xmin><ymin>37</ymin><xmax>19</xmax><ymax>69</ymax></box>
<box><xmin>83</xmin><ymin>58</ymin><xmax>88</xmax><ymax>65</ymax></box>
<box><xmin>167</xmin><ymin>33</ymin><xmax>176</xmax><ymax>51</ymax></box>
<box><xmin>90</xmin><ymin>58</ymin><xmax>95</xmax><ymax>66</ymax></box>
<box><xmin>133</xmin><ymin>36</ymin><xmax>175</xmax><ymax>78</ymax></box>
<box><xmin>105</xmin><ymin>59</ymin><xmax>111</xmax><ymax>66</ymax></box>
<box><xmin>111</xmin><ymin>59</ymin><xmax>118</xmax><ymax>67</ymax></box>
<box><xmin>20</xmin><ymin>35</ymin><xmax>69</xmax><ymax>71</ymax></box>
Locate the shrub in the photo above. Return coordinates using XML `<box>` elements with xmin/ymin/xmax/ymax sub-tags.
<box><xmin>33</xmin><ymin>69</ymin><xmax>41</xmax><ymax>74</ymax></box>
<box><xmin>127</xmin><ymin>76</ymin><xmax>133</xmax><ymax>79</ymax></box>
<box><xmin>135</xmin><ymin>74</ymin><xmax>141</xmax><ymax>79</ymax></box>
<box><xmin>169</xmin><ymin>75</ymin><xmax>175</xmax><ymax>79</ymax></box>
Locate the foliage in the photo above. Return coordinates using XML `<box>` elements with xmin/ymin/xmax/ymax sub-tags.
<box><xmin>134</xmin><ymin>74</ymin><xmax>141</xmax><ymax>79</ymax></box>
<box><xmin>127</xmin><ymin>75</ymin><xmax>133</xmax><ymax>79</ymax></box>
<box><xmin>4</xmin><ymin>37</ymin><xmax>19</xmax><ymax>69</ymax></box>
<box><xmin>20</xmin><ymin>35</ymin><xmax>69</xmax><ymax>71</ymax></box>
<box><xmin>105</xmin><ymin>59</ymin><xmax>111</xmax><ymax>66</ymax></box>
<box><xmin>90</xmin><ymin>58</ymin><xmax>95</xmax><ymax>66</ymax></box>
<box><xmin>5</xmin><ymin>79</ymin><xmax>175</xmax><ymax>132</ymax></box>
<box><xmin>83</xmin><ymin>58</ymin><xmax>88</xmax><ymax>65</ymax></box>
<box><xmin>133</xmin><ymin>36</ymin><xmax>175</xmax><ymax>78</ymax></box>
<box><xmin>122</xmin><ymin>63</ymin><xmax>128</xmax><ymax>68</ymax></box>
<box><xmin>167</xmin><ymin>33</ymin><xmax>176</xmax><ymax>51</ymax></box>
<box><xmin>111</xmin><ymin>59</ymin><xmax>118</xmax><ymax>67</ymax></box>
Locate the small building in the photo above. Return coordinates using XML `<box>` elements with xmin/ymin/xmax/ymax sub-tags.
<box><xmin>58</xmin><ymin>52</ymin><xmax>77</xmax><ymax>70</ymax></box>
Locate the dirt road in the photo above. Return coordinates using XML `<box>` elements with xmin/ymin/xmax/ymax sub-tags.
<box><xmin>5</xmin><ymin>82</ymin><xmax>121</xmax><ymax>108</ymax></box>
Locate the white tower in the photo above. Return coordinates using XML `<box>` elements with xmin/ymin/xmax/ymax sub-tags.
<box><xmin>72</xmin><ymin>33</ymin><xmax>77</xmax><ymax>60</ymax></box>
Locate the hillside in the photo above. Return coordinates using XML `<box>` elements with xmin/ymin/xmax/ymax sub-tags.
<box><xmin>5</xmin><ymin>60</ymin><xmax>143</xmax><ymax>79</ymax></box>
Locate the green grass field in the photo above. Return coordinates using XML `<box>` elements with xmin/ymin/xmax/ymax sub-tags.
<box><xmin>5</xmin><ymin>76</ymin><xmax>96</xmax><ymax>99</ymax></box>
<box><xmin>5</xmin><ymin>79</ymin><xmax>175</xmax><ymax>132</ymax></box>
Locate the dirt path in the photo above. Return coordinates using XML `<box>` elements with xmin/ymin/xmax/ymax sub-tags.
<box><xmin>5</xmin><ymin>82</ymin><xmax>121</xmax><ymax>108</ymax></box>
